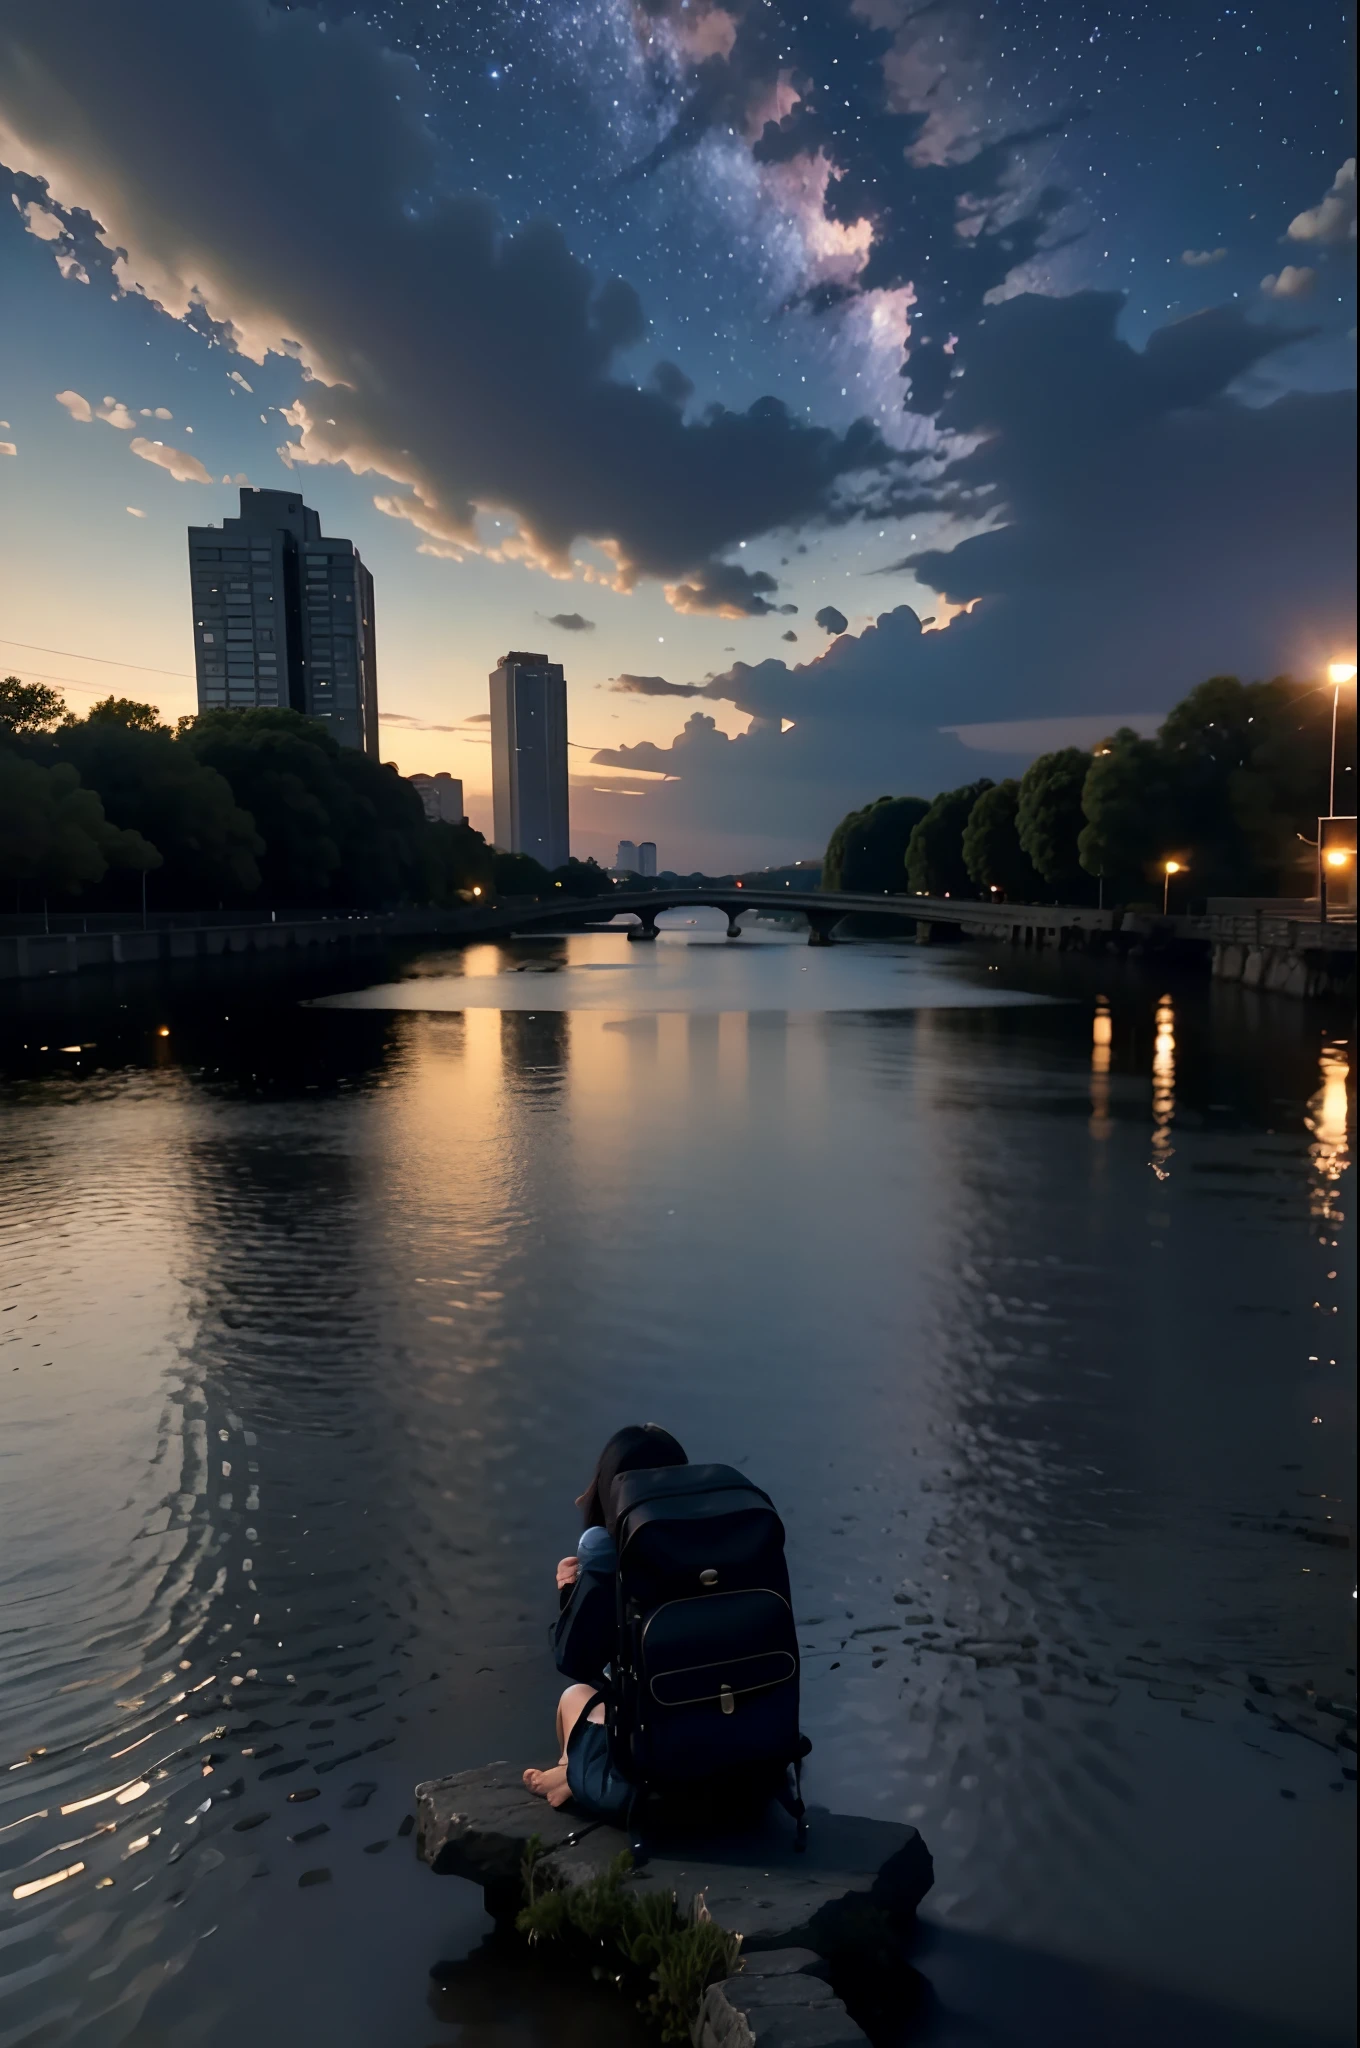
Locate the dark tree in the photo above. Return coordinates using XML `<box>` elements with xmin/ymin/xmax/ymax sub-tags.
<box><xmin>905</xmin><ymin>780</ymin><xmax>995</xmax><ymax>896</ymax></box>
<box><xmin>425</xmin><ymin>818</ymin><xmax>494</xmax><ymax>903</ymax></box>
<box><xmin>51</xmin><ymin>711</ymin><xmax>263</xmax><ymax>906</ymax></box>
<box><xmin>83</xmin><ymin>696</ymin><xmax>169</xmax><ymax>733</ymax></box>
<box><xmin>491</xmin><ymin>849</ymin><xmax>551</xmax><ymax>895</ymax></box>
<box><xmin>1161</xmin><ymin>675</ymin><xmax>1345</xmax><ymax>896</ymax></box>
<box><xmin>183</xmin><ymin>708</ymin><xmax>429</xmax><ymax>908</ymax></box>
<box><xmin>962</xmin><ymin>779</ymin><xmax>1045</xmax><ymax>899</ymax></box>
<box><xmin>1016</xmin><ymin>747</ymin><xmax>1090</xmax><ymax>893</ymax></box>
<box><xmin>823</xmin><ymin>794</ymin><xmax>929</xmax><ymax>892</ymax></box>
<box><xmin>0</xmin><ymin>675</ymin><xmax>67</xmax><ymax>741</ymax></box>
<box><xmin>550</xmin><ymin>856</ymin><xmax>616</xmax><ymax>898</ymax></box>
<box><xmin>0</xmin><ymin>751</ymin><xmax>159</xmax><ymax>898</ymax></box>
<box><xmin>1078</xmin><ymin>730</ymin><xmax>1175</xmax><ymax>898</ymax></box>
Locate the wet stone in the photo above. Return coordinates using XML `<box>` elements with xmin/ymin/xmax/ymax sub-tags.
<box><xmin>414</xmin><ymin>1764</ymin><xmax>933</xmax><ymax>1954</ymax></box>
<box><xmin>298</xmin><ymin>1867</ymin><xmax>332</xmax><ymax>1887</ymax></box>
<box><xmin>289</xmin><ymin>1823</ymin><xmax>329</xmax><ymax>1843</ymax></box>
<box><xmin>696</xmin><ymin>1949</ymin><xmax>868</xmax><ymax>2048</ymax></box>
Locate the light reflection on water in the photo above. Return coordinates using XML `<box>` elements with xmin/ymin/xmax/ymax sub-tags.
<box><xmin>0</xmin><ymin>928</ymin><xmax>1354</xmax><ymax>2048</ymax></box>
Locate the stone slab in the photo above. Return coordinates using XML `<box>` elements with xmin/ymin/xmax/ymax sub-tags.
<box><xmin>415</xmin><ymin>1764</ymin><xmax>933</xmax><ymax>1956</ymax></box>
<box><xmin>695</xmin><ymin>1954</ymin><xmax>870</xmax><ymax>2048</ymax></box>
<box><xmin>414</xmin><ymin>1762</ymin><xmax>603</xmax><ymax>1891</ymax></box>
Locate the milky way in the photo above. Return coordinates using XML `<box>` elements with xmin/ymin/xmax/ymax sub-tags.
<box><xmin>354</xmin><ymin>0</ymin><xmax>1355</xmax><ymax>424</ymax></box>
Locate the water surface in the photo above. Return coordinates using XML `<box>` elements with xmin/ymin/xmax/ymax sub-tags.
<box><xmin>0</xmin><ymin>917</ymin><xmax>1354</xmax><ymax>2047</ymax></box>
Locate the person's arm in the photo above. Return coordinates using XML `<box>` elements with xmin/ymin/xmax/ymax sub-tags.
<box><xmin>553</xmin><ymin>1567</ymin><xmax>613</xmax><ymax>1683</ymax></box>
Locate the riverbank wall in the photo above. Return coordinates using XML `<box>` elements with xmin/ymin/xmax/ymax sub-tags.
<box><xmin>0</xmin><ymin>903</ymin><xmax>537</xmax><ymax>985</ymax></box>
<box><xmin>2</xmin><ymin>896</ymin><xmax>1353</xmax><ymax>999</ymax></box>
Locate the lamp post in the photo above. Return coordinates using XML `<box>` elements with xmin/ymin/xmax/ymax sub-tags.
<box><xmin>1326</xmin><ymin>661</ymin><xmax>1356</xmax><ymax>819</ymax></box>
<box><xmin>1162</xmin><ymin>859</ymin><xmax>1183</xmax><ymax>917</ymax></box>
<box><xmin>1320</xmin><ymin>662</ymin><xmax>1356</xmax><ymax>917</ymax></box>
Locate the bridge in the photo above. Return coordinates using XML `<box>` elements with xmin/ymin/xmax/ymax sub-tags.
<box><xmin>499</xmin><ymin>887</ymin><xmax>1117</xmax><ymax>946</ymax></box>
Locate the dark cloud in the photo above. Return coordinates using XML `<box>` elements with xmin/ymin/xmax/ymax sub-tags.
<box><xmin>627</xmin><ymin>1</ymin><xmax>1078</xmax><ymax>412</ymax></box>
<box><xmin>614</xmin><ymin>672</ymin><xmax>712</xmax><ymax>698</ymax></box>
<box><xmin>591</xmin><ymin>290</ymin><xmax>1355</xmax><ymax>861</ymax></box>
<box><xmin>781</xmin><ymin>629</ymin><xmax>798</xmax><ymax>641</ymax></box>
<box><xmin>814</xmin><ymin>605</ymin><xmax>849</xmax><ymax>635</ymax></box>
<box><xmin>665</xmin><ymin>558</ymin><xmax>800</xmax><ymax>617</ymax></box>
<box><xmin>542</xmin><ymin>611</ymin><xmax>597</xmax><ymax>632</ymax></box>
<box><xmin>0</xmin><ymin>0</ymin><xmax>890</xmax><ymax>612</ymax></box>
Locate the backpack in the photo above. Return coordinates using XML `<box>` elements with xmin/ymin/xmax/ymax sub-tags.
<box><xmin>602</xmin><ymin>1462</ymin><xmax>809</xmax><ymax>1852</ymax></box>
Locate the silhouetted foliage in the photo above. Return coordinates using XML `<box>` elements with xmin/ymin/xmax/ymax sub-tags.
<box><xmin>49</xmin><ymin>711</ymin><xmax>263</xmax><ymax>906</ymax></box>
<box><xmin>183</xmin><ymin>707</ymin><xmax>429</xmax><ymax>907</ymax></box>
<box><xmin>0</xmin><ymin>750</ymin><xmax>159</xmax><ymax>898</ymax></box>
<box><xmin>0</xmin><ymin>675</ymin><xmax>66</xmax><ymax>740</ymax></box>
<box><xmin>492</xmin><ymin>848</ymin><xmax>552</xmax><ymax>895</ymax></box>
<box><xmin>905</xmin><ymin>780</ymin><xmax>995</xmax><ymax>896</ymax></box>
<box><xmin>1159</xmin><ymin>675</ymin><xmax>1344</xmax><ymax>897</ymax></box>
<box><xmin>822</xmin><ymin>795</ymin><xmax>929</xmax><ymax>892</ymax></box>
<box><xmin>425</xmin><ymin>818</ymin><xmax>494</xmax><ymax>903</ymax></box>
<box><xmin>550</xmin><ymin>856</ymin><xmax>616</xmax><ymax>898</ymax></box>
<box><xmin>83</xmin><ymin>696</ymin><xmax>168</xmax><ymax>733</ymax></box>
<box><xmin>962</xmin><ymin>779</ymin><xmax>1045</xmax><ymax>899</ymax></box>
<box><xmin>1016</xmin><ymin>747</ymin><xmax>1090</xmax><ymax>893</ymax></box>
<box><xmin>1078</xmin><ymin>729</ymin><xmax>1175</xmax><ymax>894</ymax></box>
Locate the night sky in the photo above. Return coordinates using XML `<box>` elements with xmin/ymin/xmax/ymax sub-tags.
<box><xmin>0</xmin><ymin>0</ymin><xmax>1354</xmax><ymax>868</ymax></box>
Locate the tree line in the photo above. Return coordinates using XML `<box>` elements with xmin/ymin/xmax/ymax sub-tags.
<box><xmin>0</xmin><ymin>680</ymin><xmax>615</xmax><ymax>912</ymax></box>
<box><xmin>823</xmin><ymin>675</ymin><xmax>1353</xmax><ymax>907</ymax></box>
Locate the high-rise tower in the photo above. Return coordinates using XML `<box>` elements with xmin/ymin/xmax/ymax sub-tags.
<box><xmin>187</xmin><ymin>488</ymin><xmax>379</xmax><ymax>756</ymax></box>
<box><xmin>489</xmin><ymin>651</ymin><xmax>570</xmax><ymax>870</ymax></box>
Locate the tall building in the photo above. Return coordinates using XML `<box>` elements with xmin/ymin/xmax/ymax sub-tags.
<box><xmin>616</xmin><ymin>839</ymin><xmax>640</xmax><ymax>874</ymax></box>
<box><xmin>410</xmin><ymin>772</ymin><xmax>465</xmax><ymax>824</ymax></box>
<box><xmin>489</xmin><ymin>651</ymin><xmax>570</xmax><ymax>870</ymax></box>
<box><xmin>187</xmin><ymin>487</ymin><xmax>379</xmax><ymax>756</ymax></box>
<box><xmin>638</xmin><ymin>841</ymin><xmax>658</xmax><ymax>878</ymax></box>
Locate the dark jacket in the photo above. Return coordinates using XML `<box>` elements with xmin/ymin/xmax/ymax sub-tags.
<box><xmin>553</xmin><ymin>1558</ymin><xmax>616</xmax><ymax>1686</ymax></box>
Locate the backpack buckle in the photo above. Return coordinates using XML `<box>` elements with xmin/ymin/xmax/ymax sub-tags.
<box><xmin>719</xmin><ymin>1684</ymin><xmax>735</xmax><ymax>1716</ymax></box>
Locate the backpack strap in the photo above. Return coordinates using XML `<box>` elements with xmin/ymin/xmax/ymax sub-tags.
<box><xmin>775</xmin><ymin>1735</ymin><xmax>811</xmax><ymax>1850</ymax></box>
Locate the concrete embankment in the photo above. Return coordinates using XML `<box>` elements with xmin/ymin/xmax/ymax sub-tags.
<box><xmin>0</xmin><ymin>905</ymin><xmax>514</xmax><ymax>984</ymax></box>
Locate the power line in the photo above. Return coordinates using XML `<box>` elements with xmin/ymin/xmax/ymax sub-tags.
<box><xmin>0</xmin><ymin>637</ymin><xmax>191</xmax><ymax>678</ymax></box>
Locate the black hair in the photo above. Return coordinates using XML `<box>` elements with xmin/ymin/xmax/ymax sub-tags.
<box><xmin>576</xmin><ymin>1424</ymin><xmax>687</xmax><ymax>1532</ymax></box>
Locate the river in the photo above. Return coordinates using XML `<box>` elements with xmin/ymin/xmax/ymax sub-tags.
<box><xmin>0</xmin><ymin>914</ymin><xmax>1354</xmax><ymax>2048</ymax></box>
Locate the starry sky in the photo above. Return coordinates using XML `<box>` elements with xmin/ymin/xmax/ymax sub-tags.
<box><xmin>0</xmin><ymin>0</ymin><xmax>1354</xmax><ymax>870</ymax></box>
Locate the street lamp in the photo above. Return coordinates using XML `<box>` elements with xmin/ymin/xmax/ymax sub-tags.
<box><xmin>1326</xmin><ymin>660</ymin><xmax>1357</xmax><ymax>819</ymax></box>
<box><xmin>1161</xmin><ymin>859</ymin><xmax>1186</xmax><ymax>916</ymax></box>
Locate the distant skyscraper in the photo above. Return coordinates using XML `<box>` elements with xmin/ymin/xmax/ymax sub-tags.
<box><xmin>410</xmin><ymin>772</ymin><xmax>465</xmax><ymax>824</ymax></box>
<box><xmin>638</xmin><ymin>841</ymin><xmax>657</xmax><ymax>878</ymax></box>
<box><xmin>187</xmin><ymin>487</ymin><xmax>379</xmax><ymax>756</ymax></box>
<box><xmin>616</xmin><ymin>839</ymin><xmax>640</xmax><ymax>874</ymax></box>
<box><xmin>489</xmin><ymin>651</ymin><xmax>570</xmax><ymax>870</ymax></box>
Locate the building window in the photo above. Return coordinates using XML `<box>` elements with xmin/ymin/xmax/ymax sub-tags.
<box><xmin>201</xmin><ymin>632</ymin><xmax>215</xmax><ymax>644</ymax></box>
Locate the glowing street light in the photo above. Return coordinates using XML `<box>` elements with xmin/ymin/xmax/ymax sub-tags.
<box><xmin>1326</xmin><ymin>659</ymin><xmax>1356</xmax><ymax>817</ymax></box>
<box><xmin>1162</xmin><ymin>858</ymin><xmax>1184</xmax><ymax>916</ymax></box>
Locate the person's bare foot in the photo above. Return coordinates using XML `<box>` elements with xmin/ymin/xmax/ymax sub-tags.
<box><xmin>522</xmin><ymin>1762</ymin><xmax>568</xmax><ymax>1799</ymax></box>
